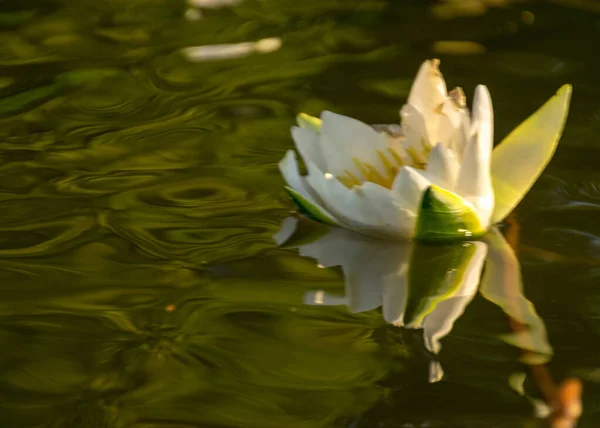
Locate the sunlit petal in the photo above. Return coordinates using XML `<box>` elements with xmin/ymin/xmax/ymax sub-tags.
<box><xmin>357</xmin><ymin>182</ymin><xmax>415</xmax><ymax>238</ymax></box>
<box><xmin>279</xmin><ymin>151</ymin><xmax>338</xmax><ymax>225</ymax></box>
<box><xmin>307</xmin><ymin>162</ymin><xmax>414</xmax><ymax>238</ymax></box>
<box><xmin>279</xmin><ymin>150</ymin><xmax>312</xmax><ymax>196</ymax></box>
<box><xmin>423</xmin><ymin>143</ymin><xmax>459</xmax><ymax>191</ymax></box>
<box><xmin>438</xmin><ymin>94</ymin><xmax>471</xmax><ymax>156</ymax></box>
<box><xmin>306</xmin><ymin>161</ymin><xmax>377</xmax><ymax>229</ymax></box>
<box><xmin>391</xmin><ymin>166</ymin><xmax>431</xmax><ymax>215</ymax></box>
<box><xmin>400</xmin><ymin>103</ymin><xmax>430</xmax><ymax>161</ymax></box>
<box><xmin>291</xmin><ymin>126</ymin><xmax>326</xmax><ymax>171</ymax></box>
<box><xmin>319</xmin><ymin>111</ymin><xmax>390</xmax><ymax>180</ymax></box>
<box><xmin>455</xmin><ymin>85</ymin><xmax>495</xmax><ymax>227</ymax></box>
<box><xmin>408</xmin><ymin>59</ymin><xmax>448</xmax><ymax>125</ymax></box>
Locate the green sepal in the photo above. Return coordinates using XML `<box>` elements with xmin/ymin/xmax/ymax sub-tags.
<box><xmin>491</xmin><ymin>84</ymin><xmax>572</xmax><ymax>223</ymax></box>
<box><xmin>284</xmin><ymin>186</ymin><xmax>338</xmax><ymax>226</ymax></box>
<box><xmin>296</xmin><ymin>113</ymin><xmax>322</xmax><ymax>133</ymax></box>
<box><xmin>415</xmin><ymin>185</ymin><xmax>486</xmax><ymax>242</ymax></box>
<box><xmin>404</xmin><ymin>241</ymin><xmax>479</xmax><ymax>327</ymax></box>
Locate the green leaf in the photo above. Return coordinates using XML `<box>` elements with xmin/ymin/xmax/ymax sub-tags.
<box><xmin>296</xmin><ymin>113</ymin><xmax>322</xmax><ymax>133</ymax></box>
<box><xmin>404</xmin><ymin>241</ymin><xmax>480</xmax><ymax>327</ymax></box>
<box><xmin>415</xmin><ymin>185</ymin><xmax>486</xmax><ymax>242</ymax></box>
<box><xmin>491</xmin><ymin>84</ymin><xmax>572</xmax><ymax>223</ymax></box>
<box><xmin>284</xmin><ymin>186</ymin><xmax>338</xmax><ymax>226</ymax></box>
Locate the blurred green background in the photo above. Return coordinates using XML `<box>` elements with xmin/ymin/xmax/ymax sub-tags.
<box><xmin>0</xmin><ymin>0</ymin><xmax>599</xmax><ymax>426</ymax></box>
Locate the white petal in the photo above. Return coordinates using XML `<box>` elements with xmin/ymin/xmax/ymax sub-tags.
<box><xmin>440</xmin><ymin>96</ymin><xmax>466</xmax><ymax>129</ymax></box>
<box><xmin>400</xmin><ymin>104</ymin><xmax>430</xmax><ymax>162</ymax></box>
<box><xmin>435</xmin><ymin>113</ymin><xmax>456</xmax><ymax>145</ymax></box>
<box><xmin>356</xmin><ymin>182</ymin><xmax>415</xmax><ymax>238</ymax></box>
<box><xmin>391</xmin><ymin>166</ymin><xmax>431</xmax><ymax>215</ymax></box>
<box><xmin>291</xmin><ymin>126</ymin><xmax>326</xmax><ymax>171</ymax></box>
<box><xmin>471</xmin><ymin>84</ymin><xmax>494</xmax><ymax>144</ymax></box>
<box><xmin>423</xmin><ymin>143</ymin><xmax>459</xmax><ymax>191</ymax></box>
<box><xmin>279</xmin><ymin>150</ymin><xmax>311</xmax><ymax>195</ymax></box>
<box><xmin>408</xmin><ymin>59</ymin><xmax>448</xmax><ymax>118</ymax></box>
<box><xmin>455</xmin><ymin>85</ymin><xmax>495</xmax><ymax>228</ymax></box>
<box><xmin>319</xmin><ymin>111</ymin><xmax>390</xmax><ymax>179</ymax></box>
<box><xmin>306</xmin><ymin>162</ymin><xmax>413</xmax><ymax>238</ymax></box>
<box><xmin>407</xmin><ymin>59</ymin><xmax>448</xmax><ymax>145</ymax></box>
<box><xmin>279</xmin><ymin>150</ymin><xmax>337</xmax><ymax>220</ymax></box>
<box><xmin>374</xmin><ymin>125</ymin><xmax>413</xmax><ymax>165</ymax></box>
<box><xmin>438</xmin><ymin>98</ymin><xmax>471</xmax><ymax>156</ymax></box>
<box><xmin>306</xmin><ymin>161</ymin><xmax>375</xmax><ymax>226</ymax></box>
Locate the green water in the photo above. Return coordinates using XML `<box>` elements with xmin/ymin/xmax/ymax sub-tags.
<box><xmin>0</xmin><ymin>0</ymin><xmax>599</xmax><ymax>426</ymax></box>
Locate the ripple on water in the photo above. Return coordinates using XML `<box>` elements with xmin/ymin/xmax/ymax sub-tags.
<box><xmin>0</xmin><ymin>214</ymin><xmax>97</xmax><ymax>258</ymax></box>
<box><xmin>0</xmin><ymin>259</ymin><xmax>394</xmax><ymax>427</ymax></box>
<box><xmin>0</xmin><ymin>162</ymin><xmax>64</xmax><ymax>194</ymax></box>
<box><xmin>107</xmin><ymin>173</ymin><xmax>283</xmax><ymax>264</ymax></box>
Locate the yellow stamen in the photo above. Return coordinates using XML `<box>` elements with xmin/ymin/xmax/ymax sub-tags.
<box><xmin>377</xmin><ymin>149</ymin><xmax>396</xmax><ymax>172</ymax></box>
<box><xmin>339</xmin><ymin>170</ymin><xmax>361</xmax><ymax>188</ymax></box>
<box><xmin>387</xmin><ymin>147</ymin><xmax>405</xmax><ymax>166</ymax></box>
<box><xmin>421</xmin><ymin>137</ymin><xmax>433</xmax><ymax>156</ymax></box>
<box><xmin>406</xmin><ymin>146</ymin><xmax>426</xmax><ymax>168</ymax></box>
<box><xmin>353</xmin><ymin>157</ymin><xmax>370</xmax><ymax>178</ymax></box>
<box><xmin>364</xmin><ymin>163</ymin><xmax>388</xmax><ymax>185</ymax></box>
<box><xmin>337</xmin><ymin>152</ymin><xmax>402</xmax><ymax>189</ymax></box>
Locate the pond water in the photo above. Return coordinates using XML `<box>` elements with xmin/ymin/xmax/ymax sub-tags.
<box><xmin>0</xmin><ymin>0</ymin><xmax>599</xmax><ymax>426</ymax></box>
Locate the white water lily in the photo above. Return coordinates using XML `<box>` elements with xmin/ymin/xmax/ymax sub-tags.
<box><xmin>279</xmin><ymin>59</ymin><xmax>572</xmax><ymax>241</ymax></box>
<box><xmin>275</xmin><ymin>218</ymin><xmax>553</xmax><ymax>384</ymax></box>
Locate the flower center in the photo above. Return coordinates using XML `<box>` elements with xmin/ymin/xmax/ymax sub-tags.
<box><xmin>337</xmin><ymin>144</ymin><xmax>430</xmax><ymax>189</ymax></box>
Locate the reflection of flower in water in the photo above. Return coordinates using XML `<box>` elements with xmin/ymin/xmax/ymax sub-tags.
<box><xmin>275</xmin><ymin>217</ymin><xmax>552</xmax><ymax>384</ymax></box>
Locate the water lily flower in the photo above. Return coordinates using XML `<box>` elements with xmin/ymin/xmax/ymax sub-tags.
<box><xmin>279</xmin><ymin>59</ymin><xmax>572</xmax><ymax>241</ymax></box>
<box><xmin>275</xmin><ymin>218</ymin><xmax>553</xmax><ymax>384</ymax></box>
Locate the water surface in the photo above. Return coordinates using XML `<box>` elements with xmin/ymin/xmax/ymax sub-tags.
<box><xmin>0</xmin><ymin>0</ymin><xmax>599</xmax><ymax>426</ymax></box>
